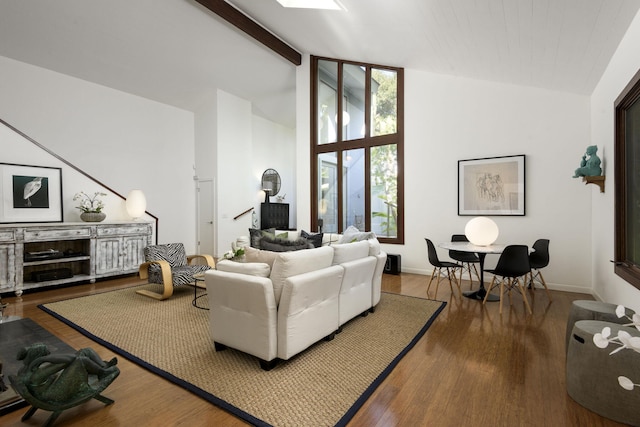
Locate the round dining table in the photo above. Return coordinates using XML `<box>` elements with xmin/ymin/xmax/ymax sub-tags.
<box><xmin>438</xmin><ymin>241</ymin><xmax>506</xmax><ymax>301</ymax></box>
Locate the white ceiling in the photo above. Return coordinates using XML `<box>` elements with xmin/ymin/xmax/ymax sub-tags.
<box><xmin>0</xmin><ymin>0</ymin><xmax>638</xmax><ymax>129</ymax></box>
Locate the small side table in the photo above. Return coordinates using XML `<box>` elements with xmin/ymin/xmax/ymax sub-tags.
<box><xmin>192</xmin><ymin>273</ymin><xmax>208</xmax><ymax>310</ymax></box>
<box><xmin>566</xmin><ymin>320</ymin><xmax>640</xmax><ymax>426</ymax></box>
<box><xmin>565</xmin><ymin>300</ymin><xmax>635</xmax><ymax>351</ymax></box>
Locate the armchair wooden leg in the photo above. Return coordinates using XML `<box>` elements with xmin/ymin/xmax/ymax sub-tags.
<box><xmin>136</xmin><ymin>262</ymin><xmax>174</xmax><ymax>300</ymax></box>
<box><xmin>135</xmin><ymin>284</ymin><xmax>173</xmax><ymax>301</ymax></box>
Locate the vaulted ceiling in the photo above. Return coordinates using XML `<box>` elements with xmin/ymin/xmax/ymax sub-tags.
<box><xmin>0</xmin><ymin>0</ymin><xmax>638</xmax><ymax>129</ymax></box>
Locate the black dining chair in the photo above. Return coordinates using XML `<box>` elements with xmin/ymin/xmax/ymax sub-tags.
<box><xmin>449</xmin><ymin>234</ymin><xmax>480</xmax><ymax>289</ymax></box>
<box><xmin>483</xmin><ymin>245</ymin><xmax>532</xmax><ymax>314</ymax></box>
<box><xmin>425</xmin><ymin>238</ymin><xmax>462</xmax><ymax>298</ymax></box>
<box><xmin>529</xmin><ymin>239</ymin><xmax>551</xmax><ymax>300</ymax></box>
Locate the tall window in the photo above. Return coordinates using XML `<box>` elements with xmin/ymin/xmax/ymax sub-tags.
<box><xmin>311</xmin><ymin>57</ymin><xmax>404</xmax><ymax>243</ymax></box>
<box><xmin>615</xmin><ymin>67</ymin><xmax>640</xmax><ymax>289</ymax></box>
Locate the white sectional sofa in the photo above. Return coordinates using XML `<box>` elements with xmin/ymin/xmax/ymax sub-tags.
<box><xmin>204</xmin><ymin>237</ymin><xmax>386</xmax><ymax>370</ymax></box>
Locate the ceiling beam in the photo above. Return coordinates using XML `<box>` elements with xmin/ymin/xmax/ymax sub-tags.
<box><xmin>194</xmin><ymin>0</ymin><xmax>302</xmax><ymax>66</ymax></box>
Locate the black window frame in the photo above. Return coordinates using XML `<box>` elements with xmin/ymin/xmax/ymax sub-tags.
<box><xmin>614</xmin><ymin>67</ymin><xmax>640</xmax><ymax>289</ymax></box>
<box><xmin>310</xmin><ymin>56</ymin><xmax>404</xmax><ymax>244</ymax></box>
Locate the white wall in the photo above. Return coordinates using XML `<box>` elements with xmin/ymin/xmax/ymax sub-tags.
<box><xmin>590</xmin><ymin>9</ymin><xmax>640</xmax><ymax>312</ymax></box>
<box><xmin>402</xmin><ymin>71</ymin><xmax>593</xmax><ymax>294</ymax></box>
<box><xmin>215</xmin><ymin>90</ymin><xmax>254</xmax><ymax>256</ymax></box>
<box><xmin>295</xmin><ymin>65</ymin><xmax>594</xmax><ymax>292</ymax></box>
<box><xmin>252</xmin><ymin>115</ymin><xmax>297</xmax><ymax>227</ymax></box>
<box><xmin>213</xmin><ymin>89</ymin><xmax>296</xmax><ymax>257</ymax></box>
<box><xmin>0</xmin><ymin>56</ymin><xmax>196</xmax><ymax>250</ymax></box>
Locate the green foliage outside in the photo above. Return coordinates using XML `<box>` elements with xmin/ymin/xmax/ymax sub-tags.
<box><xmin>370</xmin><ymin>69</ymin><xmax>398</xmax><ymax>237</ymax></box>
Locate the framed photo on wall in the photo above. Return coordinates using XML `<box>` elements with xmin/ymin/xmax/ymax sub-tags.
<box><xmin>0</xmin><ymin>163</ymin><xmax>63</xmax><ymax>223</ymax></box>
<box><xmin>458</xmin><ymin>155</ymin><xmax>525</xmax><ymax>216</ymax></box>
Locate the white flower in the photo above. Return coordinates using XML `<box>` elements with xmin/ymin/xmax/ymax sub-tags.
<box><xmin>73</xmin><ymin>191</ymin><xmax>107</xmax><ymax>213</ymax></box>
<box><xmin>593</xmin><ymin>305</ymin><xmax>640</xmax><ymax>394</ymax></box>
<box><xmin>618</xmin><ymin>376</ymin><xmax>636</xmax><ymax>391</ymax></box>
<box><xmin>593</xmin><ymin>326</ymin><xmax>611</xmax><ymax>349</ymax></box>
<box><xmin>630</xmin><ymin>313</ymin><xmax>640</xmax><ymax>332</ymax></box>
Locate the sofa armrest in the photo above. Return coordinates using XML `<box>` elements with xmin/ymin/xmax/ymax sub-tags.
<box><xmin>205</xmin><ymin>270</ymin><xmax>278</xmax><ymax>362</ymax></box>
<box><xmin>372</xmin><ymin>252</ymin><xmax>387</xmax><ymax>308</ymax></box>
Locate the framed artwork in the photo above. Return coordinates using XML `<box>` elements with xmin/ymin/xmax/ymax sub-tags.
<box><xmin>458</xmin><ymin>155</ymin><xmax>525</xmax><ymax>216</ymax></box>
<box><xmin>0</xmin><ymin>163</ymin><xmax>63</xmax><ymax>223</ymax></box>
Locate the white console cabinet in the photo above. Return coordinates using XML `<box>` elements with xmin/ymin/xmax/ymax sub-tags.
<box><xmin>0</xmin><ymin>222</ymin><xmax>152</xmax><ymax>296</ymax></box>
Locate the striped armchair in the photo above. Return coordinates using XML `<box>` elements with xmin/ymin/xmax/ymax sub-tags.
<box><xmin>137</xmin><ymin>243</ymin><xmax>214</xmax><ymax>300</ymax></box>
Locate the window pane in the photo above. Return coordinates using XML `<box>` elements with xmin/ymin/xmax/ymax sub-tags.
<box><xmin>318</xmin><ymin>152</ymin><xmax>338</xmax><ymax>233</ymax></box>
<box><xmin>626</xmin><ymin>99</ymin><xmax>640</xmax><ymax>265</ymax></box>
<box><xmin>371</xmin><ymin>144</ymin><xmax>397</xmax><ymax>238</ymax></box>
<box><xmin>343</xmin><ymin>64</ymin><xmax>366</xmax><ymax>141</ymax></box>
<box><xmin>342</xmin><ymin>149</ymin><xmax>365</xmax><ymax>230</ymax></box>
<box><xmin>370</xmin><ymin>69</ymin><xmax>397</xmax><ymax>137</ymax></box>
<box><xmin>318</xmin><ymin>60</ymin><xmax>338</xmax><ymax>145</ymax></box>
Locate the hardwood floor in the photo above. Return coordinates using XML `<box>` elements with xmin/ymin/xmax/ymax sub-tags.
<box><xmin>0</xmin><ymin>273</ymin><xmax>628</xmax><ymax>427</ymax></box>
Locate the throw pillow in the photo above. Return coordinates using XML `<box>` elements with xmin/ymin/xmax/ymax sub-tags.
<box><xmin>249</xmin><ymin>228</ymin><xmax>263</xmax><ymax>248</ymax></box>
<box><xmin>300</xmin><ymin>230</ymin><xmax>323</xmax><ymax>248</ymax></box>
<box><xmin>248</xmin><ymin>228</ymin><xmax>276</xmax><ymax>249</ymax></box>
<box><xmin>259</xmin><ymin>235</ymin><xmax>313</xmax><ymax>252</ymax></box>
<box><xmin>339</xmin><ymin>225</ymin><xmax>376</xmax><ymax>244</ymax></box>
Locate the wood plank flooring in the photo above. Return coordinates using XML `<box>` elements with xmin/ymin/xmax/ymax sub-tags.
<box><xmin>0</xmin><ymin>273</ymin><xmax>627</xmax><ymax>426</ymax></box>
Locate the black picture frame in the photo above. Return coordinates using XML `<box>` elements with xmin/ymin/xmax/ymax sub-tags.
<box><xmin>458</xmin><ymin>155</ymin><xmax>525</xmax><ymax>216</ymax></box>
<box><xmin>0</xmin><ymin>162</ymin><xmax>63</xmax><ymax>223</ymax></box>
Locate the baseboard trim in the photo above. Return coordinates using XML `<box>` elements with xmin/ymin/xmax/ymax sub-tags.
<box><xmin>399</xmin><ymin>268</ymin><xmax>593</xmax><ymax>295</ymax></box>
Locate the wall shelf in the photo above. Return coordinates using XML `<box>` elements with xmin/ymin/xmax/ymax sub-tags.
<box><xmin>582</xmin><ymin>175</ymin><xmax>605</xmax><ymax>193</ymax></box>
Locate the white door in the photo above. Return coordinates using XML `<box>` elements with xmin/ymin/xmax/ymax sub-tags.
<box><xmin>197</xmin><ymin>179</ymin><xmax>215</xmax><ymax>256</ymax></box>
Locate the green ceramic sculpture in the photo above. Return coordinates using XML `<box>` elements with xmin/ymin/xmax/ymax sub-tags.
<box><xmin>573</xmin><ymin>145</ymin><xmax>602</xmax><ymax>178</ymax></box>
<box><xmin>9</xmin><ymin>343</ymin><xmax>119</xmax><ymax>426</ymax></box>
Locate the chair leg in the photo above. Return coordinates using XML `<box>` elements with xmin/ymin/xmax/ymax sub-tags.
<box><xmin>445</xmin><ymin>267</ymin><xmax>461</xmax><ymax>297</ymax></box>
<box><xmin>434</xmin><ymin>268</ymin><xmax>442</xmax><ymax>298</ymax></box>
<box><xmin>532</xmin><ymin>270</ymin><xmax>552</xmax><ymax>301</ymax></box>
<box><xmin>483</xmin><ymin>276</ymin><xmax>497</xmax><ymax>305</ymax></box>
<box><xmin>427</xmin><ymin>268</ymin><xmax>438</xmax><ymax>296</ymax></box>
<box><xmin>451</xmin><ymin>268</ymin><xmax>462</xmax><ymax>296</ymax></box>
<box><xmin>515</xmin><ymin>277</ymin><xmax>533</xmax><ymax>314</ymax></box>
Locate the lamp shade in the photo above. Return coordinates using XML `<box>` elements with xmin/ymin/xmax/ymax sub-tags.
<box><xmin>464</xmin><ymin>217</ymin><xmax>499</xmax><ymax>246</ymax></box>
<box><xmin>126</xmin><ymin>190</ymin><xmax>147</xmax><ymax>219</ymax></box>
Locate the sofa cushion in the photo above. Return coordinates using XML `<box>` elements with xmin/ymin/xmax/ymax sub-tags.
<box><xmin>244</xmin><ymin>246</ymin><xmax>279</xmax><ymax>268</ymax></box>
<box><xmin>270</xmin><ymin>246</ymin><xmax>334</xmax><ymax>304</ymax></box>
<box><xmin>300</xmin><ymin>230</ymin><xmax>323</xmax><ymax>248</ymax></box>
<box><xmin>331</xmin><ymin>240</ymin><xmax>371</xmax><ymax>265</ymax></box>
<box><xmin>339</xmin><ymin>225</ymin><xmax>376</xmax><ymax>244</ymax></box>
<box><xmin>368</xmin><ymin>238</ymin><xmax>381</xmax><ymax>256</ymax></box>
<box><xmin>260</xmin><ymin>235</ymin><xmax>313</xmax><ymax>252</ymax></box>
<box><xmin>216</xmin><ymin>260</ymin><xmax>271</xmax><ymax>277</ymax></box>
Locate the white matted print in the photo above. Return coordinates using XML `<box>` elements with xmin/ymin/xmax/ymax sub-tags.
<box><xmin>458</xmin><ymin>155</ymin><xmax>525</xmax><ymax>216</ymax></box>
<box><xmin>0</xmin><ymin>163</ymin><xmax>63</xmax><ymax>223</ymax></box>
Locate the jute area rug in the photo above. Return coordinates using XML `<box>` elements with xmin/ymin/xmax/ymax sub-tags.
<box><xmin>39</xmin><ymin>284</ymin><xmax>445</xmax><ymax>427</ymax></box>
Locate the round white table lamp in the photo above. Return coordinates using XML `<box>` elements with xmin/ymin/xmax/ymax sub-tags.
<box><xmin>464</xmin><ymin>217</ymin><xmax>499</xmax><ymax>246</ymax></box>
<box><xmin>126</xmin><ymin>189</ymin><xmax>147</xmax><ymax>220</ymax></box>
